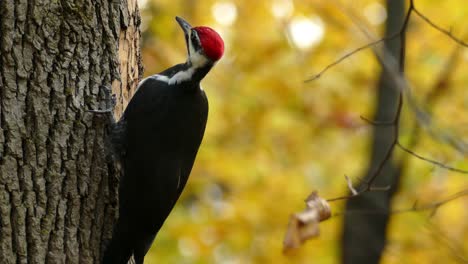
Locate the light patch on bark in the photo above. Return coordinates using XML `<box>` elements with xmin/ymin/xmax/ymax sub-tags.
<box><xmin>114</xmin><ymin>0</ymin><xmax>142</xmax><ymax>119</ymax></box>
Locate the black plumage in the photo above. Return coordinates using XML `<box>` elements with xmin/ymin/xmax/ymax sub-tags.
<box><xmin>103</xmin><ymin>65</ymin><xmax>209</xmax><ymax>263</ymax></box>
<box><xmin>102</xmin><ymin>16</ymin><xmax>223</xmax><ymax>264</ymax></box>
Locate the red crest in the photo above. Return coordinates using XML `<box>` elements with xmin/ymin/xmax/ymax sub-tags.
<box><xmin>193</xmin><ymin>27</ymin><xmax>224</xmax><ymax>61</ymax></box>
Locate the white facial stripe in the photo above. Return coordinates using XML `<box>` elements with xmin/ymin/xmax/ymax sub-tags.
<box><xmin>188</xmin><ymin>31</ymin><xmax>197</xmax><ymax>58</ymax></box>
<box><xmin>166</xmin><ymin>32</ymin><xmax>209</xmax><ymax>85</ymax></box>
<box><xmin>138</xmin><ymin>76</ymin><xmax>151</xmax><ymax>86</ymax></box>
<box><xmin>137</xmin><ymin>74</ymin><xmax>171</xmax><ymax>87</ymax></box>
<box><xmin>152</xmin><ymin>74</ymin><xmax>170</xmax><ymax>83</ymax></box>
<box><xmin>143</xmin><ymin>73</ymin><xmax>196</xmax><ymax>86</ymax></box>
<box><xmin>141</xmin><ymin>31</ymin><xmax>210</xmax><ymax>87</ymax></box>
<box><xmin>190</xmin><ymin>52</ymin><xmax>209</xmax><ymax>68</ymax></box>
<box><xmin>168</xmin><ymin>55</ymin><xmax>209</xmax><ymax>85</ymax></box>
<box><xmin>168</xmin><ymin>68</ymin><xmax>195</xmax><ymax>85</ymax></box>
<box><xmin>188</xmin><ymin>31</ymin><xmax>209</xmax><ymax>68</ymax></box>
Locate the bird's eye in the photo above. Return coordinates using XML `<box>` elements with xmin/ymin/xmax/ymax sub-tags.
<box><xmin>191</xmin><ymin>30</ymin><xmax>202</xmax><ymax>51</ymax></box>
<box><xmin>191</xmin><ymin>30</ymin><xmax>199</xmax><ymax>41</ymax></box>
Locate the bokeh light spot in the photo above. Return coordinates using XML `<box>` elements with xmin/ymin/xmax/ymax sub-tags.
<box><xmin>212</xmin><ymin>1</ymin><xmax>238</xmax><ymax>26</ymax></box>
<box><xmin>364</xmin><ymin>2</ymin><xmax>387</xmax><ymax>25</ymax></box>
<box><xmin>271</xmin><ymin>0</ymin><xmax>294</xmax><ymax>19</ymax></box>
<box><xmin>288</xmin><ymin>16</ymin><xmax>325</xmax><ymax>50</ymax></box>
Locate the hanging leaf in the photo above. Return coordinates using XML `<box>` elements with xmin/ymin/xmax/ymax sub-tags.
<box><xmin>283</xmin><ymin>191</ymin><xmax>331</xmax><ymax>253</ymax></box>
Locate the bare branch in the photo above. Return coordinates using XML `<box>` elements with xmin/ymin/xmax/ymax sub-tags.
<box><xmin>326</xmin><ymin>2</ymin><xmax>409</xmax><ymax>202</ymax></box>
<box><xmin>308</xmin><ymin>0</ymin><xmax>467</xmax><ymax>82</ymax></box>
<box><xmin>291</xmin><ymin>2</ymin><xmax>468</xmax><ymax>251</ymax></box>
<box><xmin>397</xmin><ymin>142</ymin><xmax>468</xmax><ymax>174</ymax></box>
<box><xmin>361</xmin><ymin>4</ymin><xmax>468</xmax><ymax>154</ymax></box>
<box><xmin>304</xmin><ymin>36</ymin><xmax>397</xmax><ymax>82</ymax></box>
<box><xmin>308</xmin><ymin>0</ymin><xmax>468</xmax><ymax>208</ymax></box>
<box><xmin>326</xmin><ymin>184</ymin><xmax>390</xmax><ymax>202</ymax></box>
<box><xmin>413</xmin><ymin>6</ymin><xmax>468</xmax><ymax>48</ymax></box>
<box><xmin>344</xmin><ymin>175</ymin><xmax>358</xmax><ymax>195</ymax></box>
<box><xmin>393</xmin><ymin>189</ymin><xmax>468</xmax><ymax>215</ymax></box>
<box><xmin>333</xmin><ymin>188</ymin><xmax>468</xmax><ymax>217</ymax></box>
<box><xmin>305</xmin><ymin>0</ymin><xmax>412</xmax><ymax>82</ymax></box>
<box><xmin>323</xmin><ymin>0</ymin><xmax>467</xmax><ymax>204</ymax></box>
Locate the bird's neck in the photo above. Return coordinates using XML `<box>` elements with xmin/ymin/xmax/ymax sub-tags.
<box><xmin>185</xmin><ymin>62</ymin><xmax>213</xmax><ymax>84</ymax></box>
<box><xmin>158</xmin><ymin>53</ymin><xmax>212</xmax><ymax>86</ymax></box>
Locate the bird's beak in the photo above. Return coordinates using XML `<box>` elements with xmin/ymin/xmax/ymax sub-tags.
<box><xmin>176</xmin><ymin>16</ymin><xmax>192</xmax><ymax>36</ymax></box>
<box><xmin>176</xmin><ymin>16</ymin><xmax>192</xmax><ymax>53</ymax></box>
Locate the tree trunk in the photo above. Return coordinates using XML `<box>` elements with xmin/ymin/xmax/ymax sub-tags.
<box><xmin>341</xmin><ymin>0</ymin><xmax>405</xmax><ymax>263</ymax></box>
<box><xmin>0</xmin><ymin>0</ymin><xmax>141</xmax><ymax>263</ymax></box>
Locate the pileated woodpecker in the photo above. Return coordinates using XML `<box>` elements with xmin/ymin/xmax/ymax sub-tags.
<box><xmin>103</xmin><ymin>17</ymin><xmax>224</xmax><ymax>264</ymax></box>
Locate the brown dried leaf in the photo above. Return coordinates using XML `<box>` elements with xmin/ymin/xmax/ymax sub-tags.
<box><xmin>283</xmin><ymin>191</ymin><xmax>331</xmax><ymax>253</ymax></box>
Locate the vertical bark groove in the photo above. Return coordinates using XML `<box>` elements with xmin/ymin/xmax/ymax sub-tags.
<box><xmin>0</xmin><ymin>0</ymin><xmax>141</xmax><ymax>263</ymax></box>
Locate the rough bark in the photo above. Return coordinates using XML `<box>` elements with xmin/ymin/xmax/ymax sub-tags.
<box><xmin>341</xmin><ymin>0</ymin><xmax>405</xmax><ymax>263</ymax></box>
<box><xmin>0</xmin><ymin>0</ymin><xmax>141</xmax><ymax>263</ymax></box>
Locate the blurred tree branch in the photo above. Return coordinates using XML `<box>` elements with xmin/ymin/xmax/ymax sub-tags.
<box><xmin>306</xmin><ymin>0</ymin><xmax>468</xmax><ymax>82</ymax></box>
<box><xmin>334</xmin><ymin>188</ymin><xmax>468</xmax><ymax>217</ymax></box>
<box><xmin>285</xmin><ymin>0</ymin><xmax>468</xmax><ymax>260</ymax></box>
<box><xmin>427</xmin><ymin>222</ymin><xmax>468</xmax><ymax>263</ymax></box>
<box><xmin>397</xmin><ymin>142</ymin><xmax>468</xmax><ymax>174</ymax></box>
<box><xmin>321</xmin><ymin>0</ymin><xmax>468</xmax><ymax>203</ymax></box>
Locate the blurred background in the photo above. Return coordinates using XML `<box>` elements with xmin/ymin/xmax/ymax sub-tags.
<box><xmin>136</xmin><ymin>0</ymin><xmax>468</xmax><ymax>263</ymax></box>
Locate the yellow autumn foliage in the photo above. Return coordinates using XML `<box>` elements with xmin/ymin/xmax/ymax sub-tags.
<box><xmin>138</xmin><ymin>0</ymin><xmax>468</xmax><ymax>263</ymax></box>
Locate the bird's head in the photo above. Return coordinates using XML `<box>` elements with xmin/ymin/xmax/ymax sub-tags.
<box><xmin>176</xmin><ymin>16</ymin><xmax>224</xmax><ymax>67</ymax></box>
